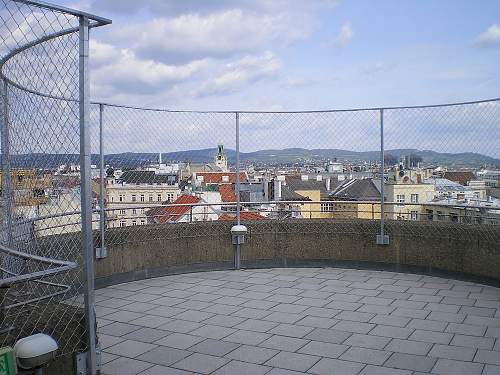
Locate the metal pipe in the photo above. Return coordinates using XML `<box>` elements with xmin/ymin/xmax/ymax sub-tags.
<box><xmin>79</xmin><ymin>16</ymin><xmax>97</xmax><ymax>375</ymax></box>
<box><xmin>380</xmin><ymin>108</ymin><xmax>385</xmax><ymax>236</ymax></box>
<box><xmin>13</xmin><ymin>0</ymin><xmax>112</xmax><ymax>25</ymax></box>
<box><xmin>235</xmin><ymin>112</ymin><xmax>241</xmax><ymax>226</ymax></box>
<box><xmin>234</xmin><ymin>112</ymin><xmax>242</xmax><ymax>270</ymax></box>
<box><xmin>0</xmin><ymin>79</ymin><xmax>13</xmax><ymax>249</ymax></box>
<box><xmin>97</xmin><ymin>103</ymin><xmax>106</xmax><ymax>259</ymax></box>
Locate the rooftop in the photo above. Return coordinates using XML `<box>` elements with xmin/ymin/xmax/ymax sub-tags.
<box><xmin>97</xmin><ymin>267</ymin><xmax>500</xmax><ymax>375</ymax></box>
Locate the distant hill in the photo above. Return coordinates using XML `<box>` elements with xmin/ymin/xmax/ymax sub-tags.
<box><xmin>3</xmin><ymin>148</ymin><xmax>499</xmax><ymax>169</ymax></box>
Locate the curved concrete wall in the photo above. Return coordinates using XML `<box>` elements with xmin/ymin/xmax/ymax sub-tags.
<box><xmin>94</xmin><ymin>220</ymin><xmax>500</xmax><ymax>288</ymax></box>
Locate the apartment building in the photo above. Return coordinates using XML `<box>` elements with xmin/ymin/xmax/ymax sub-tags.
<box><xmin>329</xmin><ymin>179</ymin><xmax>382</xmax><ymax>220</ymax></box>
<box><xmin>106</xmin><ymin>170</ymin><xmax>180</xmax><ymax>227</ymax></box>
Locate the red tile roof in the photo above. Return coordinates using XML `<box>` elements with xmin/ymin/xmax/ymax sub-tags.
<box><xmin>218</xmin><ymin>184</ymin><xmax>237</xmax><ymax>203</ymax></box>
<box><xmin>196</xmin><ymin>172</ymin><xmax>247</xmax><ymax>184</ymax></box>
<box><xmin>146</xmin><ymin>195</ymin><xmax>201</xmax><ymax>223</ymax></box>
<box><xmin>218</xmin><ymin>212</ymin><xmax>268</xmax><ymax>221</ymax></box>
<box><xmin>443</xmin><ymin>171</ymin><xmax>476</xmax><ymax>186</ymax></box>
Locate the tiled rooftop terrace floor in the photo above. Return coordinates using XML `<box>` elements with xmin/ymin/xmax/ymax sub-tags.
<box><xmin>97</xmin><ymin>267</ymin><xmax>500</xmax><ymax>375</ymax></box>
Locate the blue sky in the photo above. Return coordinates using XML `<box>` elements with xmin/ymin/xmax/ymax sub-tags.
<box><xmin>62</xmin><ymin>0</ymin><xmax>500</xmax><ymax>111</ymax></box>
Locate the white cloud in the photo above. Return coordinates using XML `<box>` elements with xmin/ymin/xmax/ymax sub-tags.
<box><xmin>112</xmin><ymin>9</ymin><xmax>311</xmax><ymax>64</ymax></box>
<box><xmin>334</xmin><ymin>22</ymin><xmax>353</xmax><ymax>47</ymax></box>
<box><xmin>90</xmin><ymin>41</ymin><xmax>209</xmax><ymax>96</ymax></box>
<box><xmin>194</xmin><ymin>52</ymin><xmax>281</xmax><ymax>97</ymax></box>
<box><xmin>476</xmin><ymin>24</ymin><xmax>500</xmax><ymax>47</ymax></box>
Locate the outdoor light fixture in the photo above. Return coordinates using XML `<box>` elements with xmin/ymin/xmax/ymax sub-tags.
<box><xmin>231</xmin><ymin>224</ymin><xmax>247</xmax><ymax>270</ymax></box>
<box><xmin>14</xmin><ymin>333</ymin><xmax>58</xmax><ymax>374</ymax></box>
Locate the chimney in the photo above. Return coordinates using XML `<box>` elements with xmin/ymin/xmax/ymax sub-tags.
<box><xmin>326</xmin><ymin>177</ymin><xmax>331</xmax><ymax>191</ymax></box>
<box><xmin>274</xmin><ymin>179</ymin><xmax>282</xmax><ymax>199</ymax></box>
<box><xmin>301</xmin><ymin>175</ymin><xmax>308</xmax><ymax>181</ymax></box>
<box><xmin>316</xmin><ymin>175</ymin><xmax>322</xmax><ymax>181</ymax></box>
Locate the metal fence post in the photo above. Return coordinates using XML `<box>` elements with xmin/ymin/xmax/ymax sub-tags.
<box><xmin>0</xmin><ymin>78</ymin><xmax>13</xmax><ymax>250</ymax></box>
<box><xmin>377</xmin><ymin>108</ymin><xmax>389</xmax><ymax>245</ymax></box>
<box><xmin>96</xmin><ymin>104</ymin><xmax>107</xmax><ymax>259</ymax></box>
<box><xmin>234</xmin><ymin>112</ymin><xmax>242</xmax><ymax>269</ymax></box>
<box><xmin>236</xmin><ymin>112</ymin><xmax>241</xmax><ymax>226</ymax></box>
<box><xmin>79</xmin><ymin>16</ymin><xmax>98</xmax><ymax>375</ymax></box>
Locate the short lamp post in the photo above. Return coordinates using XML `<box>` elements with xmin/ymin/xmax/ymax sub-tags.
<box><xmin>231</xmin><ymin>225</ymin><xmax>247</xmax><ymax>270</ymax></box>
<box><xmin>13</xmin><ymin>333</ymin><xmax>58</xmax><ymax>375</ymax></box>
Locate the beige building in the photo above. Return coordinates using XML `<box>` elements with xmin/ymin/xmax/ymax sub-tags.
<box><xmin>385</xmin><ymin>183</ymin><xmax>435</xmax><ymax>221</ymax></box>
<box><xmin>329</xmin><ymin>179</ymin><xmax>382</xmax><ymax>220</ymax></box>
<box><xmin>106</xmin><ymin>170</ymin><xmax>180</xmax><ymax>228</ymax></box>
<box><xmin>423</xmin><ymin>198</ymin><xmax>500</xmax><ymax>225</ymax></box>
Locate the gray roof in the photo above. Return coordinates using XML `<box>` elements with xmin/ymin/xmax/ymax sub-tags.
<box><xmin>281</xmin><ymin>185</ymin><xmax>309</xmax><ymax>200</ymax></box>
<box><xmin>330</xmin><ymin>179</ymin><xmax>381</xmax><ymax>201</ymax></box>
<box><xmin>119</xmin><ymin>170</ymin><xmax>177</xmax><ymax>185</ymax></box>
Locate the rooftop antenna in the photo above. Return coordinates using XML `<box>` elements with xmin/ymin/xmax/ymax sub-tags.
<box><xmin>159</xmin><ymin>152</ymin><xmax>162</xmax><ymax>165</ymax></box>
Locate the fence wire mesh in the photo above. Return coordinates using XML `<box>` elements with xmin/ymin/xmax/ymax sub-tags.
<box><xmin>91</xmin><ymin>101</ymin><xmax>499</xmax><ymax>250</ymax></box>
<box><xmin>1</xmin><ymin>0</ymin><xmax>500</xmax><ymax>371</ymax></box>
<box><xmin>0</xmin><ymin>0</ymin><xmax>109</xmax><ymax>363</ymax></box>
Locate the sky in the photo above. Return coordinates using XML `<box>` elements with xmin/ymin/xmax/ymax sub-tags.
<box><xmin>62</xmin><ymin>0</ymin><xmax>500</xmax><ymax>112</ymax></box>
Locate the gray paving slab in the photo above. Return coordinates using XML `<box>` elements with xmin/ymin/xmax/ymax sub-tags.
<box><xmin>105</xmin><ymin>340</ymin><xmax>158</xmax><ymax>358</ymax></box>
<box><xmin>265</xmin><ymin>351</ymin><xmax>320</xmax><ymax>372</ymax></box>
<box><xmin>359</xmin><ymin>365</ymin><xmax>411</xmax><ymax>375</ymax></box>
<box><xmin>172</xmin><ymin>353</ymin><xmax>229</xmax><ymax>374</ymax></box>
<box><xmin>340</xmin><ymin>347</ymin><xmax>391</xmax><ymax>365</ymax></box>
<box><xmin>384</xmin><ymin>352</ymin><xmax>437</xmax><ymax>372</ymax></box>
<box><xmin>225</xmin><ymin>344</ymin><xmax>279</xmax><ymax>364</ymax></box>
<box><xmin>385</xmin><ymin>338</ymin><xmax>432</xmax><ymax>355</ymax></box>
<box><xmin>259</xmin><ymin>335</ymin><xmax>309</xmax><ymax>352</ymax></box>
<box><xmin>213</xmin><ymin>360</ymin><xmax>271</xmax><ymax>375</ymax></box>
<box><xmin>432</xmin><ymin>358</ymin><xmax>484</xmax><ymax>375</ymax></box>
<box><xmin>429</xmin><ymin>344</ymin><xmax>476</xmax><ymax>361</ymax></box>
<box><xmin>122</xmin><ymin>327</ymin><xmax>171</xmax><ymax>344</ymax></box>
<box><xmin>304</xmin><ymin>328</ymin><xmax>353</xmax><ymax>344</ymax></box>
<box><xmin>298</xmin><ymin>341</ymin><xmax>348</xmax><ymax>358</ymax></box>
<box><xmin>154</xmin><ymin>333</ymin><xmax>204</xmax><ymax>349</ymax></box>
<box><xmin>308</xmin><ymin>358</ymin><xmax>365</xmax><ymax>375</ymax></box>
<box><xmin>98</xmin><ymin>268</ymin><xmax>500</xmax><ymax>375</ymax></box>
<box><xmin>344</xmin><ymin>333</ymin><xmax>391</xmax><ymax>350</ymax></box>
<box><xmin>102</xmin><ymin>357</ymin><xmax>153</xmax><ymax>375</ymax></box>
<box><xmin>135</xmin><ymin>346</ymin><xmax>191</xmax><ymax>367</ymax></box>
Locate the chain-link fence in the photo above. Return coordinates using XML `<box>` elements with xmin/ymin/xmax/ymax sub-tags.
<box><xmin>90</xmin><ymin>100</ymin><xmax>500</xmax><ymax>250</ymax></box>
<box><xmin>1</xmin><ymin>0</ymin><xmax>500</xmax><ymax>373</ymax></box>
<box><xmin>1</xmin><ymin>0</ymin><xmax>110</xmax><ymax>373</ymax></box>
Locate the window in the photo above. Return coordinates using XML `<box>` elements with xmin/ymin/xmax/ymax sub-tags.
<box><xmin>396</xmin><ymin>194</ymin><xmax>405</xmax><ymax>205</ymax></box>
<box><xmin>437</xmin><ymin>211</ymin><xmax>445</xmax><ymax>221</ymax></box>
<box><xmin>119</xmin><ymin>194</ymin><xmax>124</xmax><ymax>202</ymax></box>
<box><xmin>120</xmin><ymin>209</ymin><xmax>126</xmax><ymax>215</ymax></box>
<box><xmin>140</xmin><ymin>219</ymin><xmax>145</xmax><ymax>225</ymax></box>
<box><xmin>140</xmin><ymin>194</ymin><xmax>145</xmax><ymax>202</ymax></box>
<box><xmin>120</xmin><ymin>220</ymin><xmax>126</xmax><ymax>227</ymax></box>
<box><xmin>410</xmin><ymin>194</ymin><xmax>419</xmax><ymax>204</ymax></box>
<box><xmin>157</xmin><ymin>194</ymin><xmax>162</xmax><ymax>202</ymax></box>
<box><xmin>167</xmin><ymin>193</ymin><xmax>174</xmax><ymax>201</ymax></box>
<box><xmin>450</xmin><ymin>213</ymin><xmax>459</xmax><ymax>223</ymax></box>
<box><xmin>132</xmin><ymin>209</ymin><xmax>137</xmax><ymax>215</ymax></box>
<box><xmin>149</xmin><ymin>195</ymin><xmax>153</xmax><ymax>202</ymax></box>
<box><xmin>321</xmin><ymin>203</ymin><xmax>334</xmax><ymax>212</ymax></box>
<box><xmin>131</xmin><ymin>194</ymin><xmax>136</xmax><ymax>202</ymax></box>
<box><xmin>426</xmin><ymin>209</ymin><xmax>433</xmax><ymax>221</ymax></box>
<box><xmin>141</xmin><ymin>208</ymin><xmax>145</xmax><ymax>214</ymax></box>
<box><xmin>132</xmin><ymin>220</ymin><xmax>137</xmax><ymax>226</ymax></box>
<box><xmin>410</xmin><ymin>211</ymin><xmax>419</xmax><ymax>221</ymax></box>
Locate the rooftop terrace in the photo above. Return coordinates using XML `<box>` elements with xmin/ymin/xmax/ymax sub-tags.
<box><xmin>97</xmin><ymin>267</ymin><xmax>500</xmax><ymax>375</ymax></box>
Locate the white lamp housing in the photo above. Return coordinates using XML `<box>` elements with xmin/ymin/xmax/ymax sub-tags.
<box><xmin>231</xmin><ymin>225</ymin><xmax>247</xmax><ymax>236</ymax></box>
<box><xmin>14</xmin><ymin>333</ymin><xmax>58</xmax><ymax>369</ymax></box>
